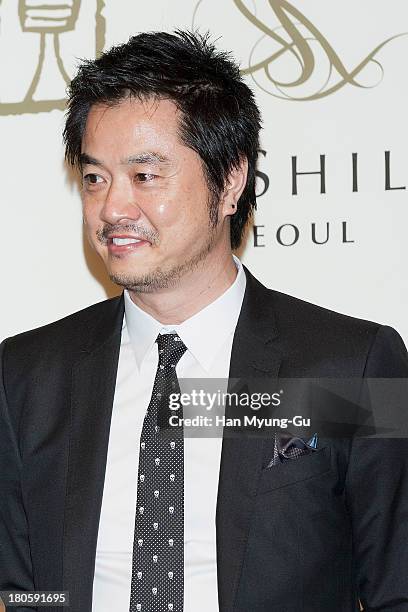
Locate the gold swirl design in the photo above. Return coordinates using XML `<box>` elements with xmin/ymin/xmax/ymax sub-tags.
<box><xmin>193</xmin><ymin>0</ymin><xmax>407</xmax><ymax>101</ymax></box>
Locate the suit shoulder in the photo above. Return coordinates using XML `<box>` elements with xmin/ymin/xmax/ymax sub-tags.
<box><xmin>245</xmin><ymin>267</ymin><xmax>381</xmax><ymax>338</ymax></box>
<box><xmin>264</xmin><ymin>286</ymin><xmax>391</xmax><ymax>368</ymax></box>
<box><xmin>3</xmin><ymin>295</ymin><xmax>123</xmax><ymax>357</ymax></box>
<box><xmin>270</xmin><ymin>288</ymin><xmax>381</xmax><ymax>337</ymax></box>
<box><xmin>265</xmin><ymin>288</ymin><xmax>408</xmax><ymax>375</ymax></box>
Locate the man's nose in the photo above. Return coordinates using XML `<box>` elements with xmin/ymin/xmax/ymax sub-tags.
<box><xmin>100</xmin><ymin>178</ymin><xmax>141</xmax><ymax>225</ymax></box>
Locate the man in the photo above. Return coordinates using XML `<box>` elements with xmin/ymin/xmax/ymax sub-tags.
<box><xmin>1</xmin><ymin>30</ymin><xmax>408</xmax><ymax>612</ymax></box>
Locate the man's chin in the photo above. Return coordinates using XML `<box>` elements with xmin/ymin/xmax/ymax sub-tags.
<box><xmin>108</xmin><ymin>267</ymin><xmax>180</xmax><ymax>293</ymax></box>
<box><xmin>107</xmin><ymin>237</ymin><xmax>217</xmax><ymax>293</ymax></box>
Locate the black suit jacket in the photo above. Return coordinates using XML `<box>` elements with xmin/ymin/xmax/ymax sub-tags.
<box><xmin>1</xmin><ymin>267</ymin><xmax>408</xmax><ymax>612</ymax></box>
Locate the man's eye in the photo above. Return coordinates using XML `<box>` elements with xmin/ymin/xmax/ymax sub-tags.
<box><xmin>84</xmin><ymin>173</ymin><xmax>103</xmax><ymax>184</ymax></box>
<box><xmin>135</xmin><ymin>173</ymin><xmax>156</xmax><ymax>182</ymax></box>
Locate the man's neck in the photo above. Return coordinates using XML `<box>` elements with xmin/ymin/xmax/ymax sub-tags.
<box><xmin>128</xmin><ymin>252</ymin><xmax>238</xmax><ymax>325</ymax></box>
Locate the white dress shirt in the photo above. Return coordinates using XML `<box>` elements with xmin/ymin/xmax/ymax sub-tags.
<box><xmin>92</xmin><ymin>256</ymin><xmax>246</xmax><ymax>612</ymax></box>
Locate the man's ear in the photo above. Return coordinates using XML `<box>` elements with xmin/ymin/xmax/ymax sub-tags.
<box><xmin>220</xmin><ymin>157</ymin><xmax>248</xmax><ymax>219</ymax></box>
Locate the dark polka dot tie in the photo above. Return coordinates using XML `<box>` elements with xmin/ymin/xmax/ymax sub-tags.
<box><xmin>129</xmin><ymin>333</ymin><xmax>187</xmax><ymax>612</ymax></box>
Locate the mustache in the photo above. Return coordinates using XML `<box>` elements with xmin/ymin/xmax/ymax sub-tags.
<box><xmin>96</xmin><ymin>224</ymin><xmax>160</xmax><ymax>245</ymax></box>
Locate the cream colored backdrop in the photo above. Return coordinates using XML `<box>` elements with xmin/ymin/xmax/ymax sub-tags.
<box><xmin>1</xmin><ymin>0</ymin><xmax>407</xmax><ymax>343</ymax></box>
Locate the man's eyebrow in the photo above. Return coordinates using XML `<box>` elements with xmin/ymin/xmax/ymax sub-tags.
<box><xmin>79</xmin><ymin>152</ymin><xmax>172</xmax><ymax>168</ymax></box>
<box><xmin>123</xmin><ymin>152</ymin><xmax>171</xmax><ymax>166</ymax></box>
<box><xmin>79</xmin><ymin>153</ymin><xmax>102</xmax><ymax>167</ymax></box>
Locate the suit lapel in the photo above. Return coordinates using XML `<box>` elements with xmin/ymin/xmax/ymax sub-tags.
<box><xmin>63</xmin><ymin>296</ymin><xmax>124</xmax><ymax>612</ymax></box>
<box><xmin>216</xmin><ymin>268</ymin><xmax>282</xmax><ymax>612</ymax></box>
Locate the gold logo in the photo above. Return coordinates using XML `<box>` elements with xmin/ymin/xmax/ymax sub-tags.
<box><xmin>193</xmin><ymin>0</ymin><xmax>407</xmax><ymax>101</ymax></box>
<box><xmin>0</xmin><ymin>0</ymin><xmax>105</xmax><ymax>115</ymax></box>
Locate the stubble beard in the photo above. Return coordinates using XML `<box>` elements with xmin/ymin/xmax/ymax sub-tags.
<box><xmin>109</xmin><ymin>222</ymin><xmax>218</xmax><ymax>294</ymax></box>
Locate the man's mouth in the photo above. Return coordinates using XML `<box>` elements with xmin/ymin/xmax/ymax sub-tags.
<box><xmin>111</xmin><ymin>237</ymin><xmax>144</xmax><ymax>246</ymax></box>
<box><xmin>106</xmin><ymin>234</ymin><xmax>152</xmax><ymax>255</ymax></box>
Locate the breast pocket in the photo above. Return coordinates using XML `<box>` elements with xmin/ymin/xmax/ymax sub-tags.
<box><xmin>257</xmin><ymin>446</ymin><xmax>332</xmax><ymax>494</ymax></box>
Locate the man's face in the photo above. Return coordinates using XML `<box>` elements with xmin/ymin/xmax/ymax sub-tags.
<box><xmin>80</xmin><ymin>97</ymin><xmax>229</xmax><ymax>292</ymax></box>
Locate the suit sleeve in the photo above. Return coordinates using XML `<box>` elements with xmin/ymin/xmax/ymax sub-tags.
<box><xmin>345</xmin><ymin>326</ymin><xmax>408</xmax><ymax>611</ymax></box>
<box><xmin>0</xmin><ymin>339</ymin><xmax>36</xmax><ymax>611</ymax></box>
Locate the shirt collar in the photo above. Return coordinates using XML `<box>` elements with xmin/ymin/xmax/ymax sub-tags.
<box><xmin>124</xmin><ymin>255</ymin><xmax>246</xmax><ymax>373</ymax></box>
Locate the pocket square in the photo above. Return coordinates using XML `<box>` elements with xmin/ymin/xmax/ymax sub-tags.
<box><xmin>266</xmin><ymin>432</ymin><xmax>318</xmax><ymax>468</ymax></box>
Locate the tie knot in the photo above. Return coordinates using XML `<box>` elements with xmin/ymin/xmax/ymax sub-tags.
<box><xmin>156</xmin><ymin>333</ymin><xmax>187</xmax><ymax>367</ymax></box>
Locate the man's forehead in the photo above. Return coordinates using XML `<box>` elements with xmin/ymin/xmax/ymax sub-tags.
<box><xmin>81</xmin><ymin>97</ymin><xmax>182</xmax><ymax>156</ymax></box>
